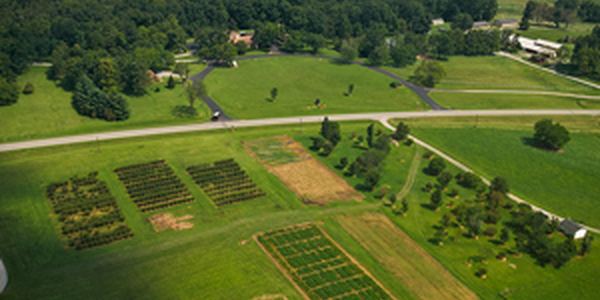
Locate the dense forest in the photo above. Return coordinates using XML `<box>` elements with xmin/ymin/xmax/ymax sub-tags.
<box><xmin>0</xmin><ymin>0</ymin><xmax>498</xmax><ymax>116</ymax></box>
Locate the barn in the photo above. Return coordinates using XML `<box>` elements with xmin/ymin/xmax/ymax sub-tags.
<box><xmin>558</xmin><ymin>219</ymin><xmax>587</xmax><ymax>239</ymax></box>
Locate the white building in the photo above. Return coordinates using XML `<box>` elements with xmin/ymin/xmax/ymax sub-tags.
<box><xmin>432</xmin><ymin>18</ymin><xmax>444</xmax><ymax>26</ymax></box>
<box><xmin>559</xmin><ymin>219</ymin><xmax>587</xmax><ymax>239</ymax></box>
<box><xmin>509</xmin><ymin>35</ymin><xmax>562</xmax><ymax>58</ymax></box>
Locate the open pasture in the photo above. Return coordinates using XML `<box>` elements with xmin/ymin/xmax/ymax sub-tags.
<box><xmin>204</xmin><ymin>56</ymin><xmax>427</xmax><ymax>119</ymax></box>
<box><xmin>256</xmin><ymin>223</ymin><xmax>393</xmax><ymax>300</ymax></box>
<box><xmin>386</xmin><ymin>55</ymin><xmax>598</xmax><ymax>93</ymax></box>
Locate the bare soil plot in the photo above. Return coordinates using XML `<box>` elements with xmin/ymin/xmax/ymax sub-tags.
<box><xmin>147</xmin><ymin>213</ymin><xmax>194</xmax><ymax>232</ymax></box>
<box><xmin>245</xmin><ymin>136</ymin><xmax>363</xmax><ymax>205</ymax></box>
<box><xmin>255</xmin><ymin>223</ymin><xmax>395</xmax><ymax>300</ymax></box>
<box><xmin>335</xmin><ymin>213</ymin><xmax>479</xmax><ymax>300</ymax></box>
<box><xmin>269</xmin><ymin>160</ymin><xmax>363</xmax><ymax>205</ymax></box>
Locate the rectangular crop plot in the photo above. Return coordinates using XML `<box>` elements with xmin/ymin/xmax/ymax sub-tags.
<box><xmin>186</xmin><ymin>158</ymin><xmax>265</xmax><ymax>207</ymax></box>
<box><xmin>256</xmin><ymin>224</ymin><xmax>393</xmax><ymax>300</ymax></box>
<box><xmin>45</xmin><ymin>172</ymin><xmax>133</xmax><ymax>250</ymax></box>
<box><xmin>114</xmin><ymin>160</ymin><xmax>194</xmax><ymax>213</ymax></box>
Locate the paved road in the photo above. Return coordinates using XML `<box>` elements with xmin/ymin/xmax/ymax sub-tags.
<box><xmin>2</xmin><ymin>109</ymin><xmax>599</xmax><ymax>153</ymax></box>
<box><xmin>429</xmin><ymin>89</ymin><xmax>600</xmax><ymax>100</ymax></box>
<box><xmin>495</xmin><ymin>51</ymin><xmax>600</xmax><ymax>90</ymax></box>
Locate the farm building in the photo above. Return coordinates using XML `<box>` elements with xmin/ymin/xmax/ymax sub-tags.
<box><xmin>494</xmin><ymin>18</ymin><xmax>519</xmax><ymax>29</ymax></box>
<box><xmin>510</xmin><ymin>35</ymin><xmax>562</xmax><ymax>58</ymax></box>
<box><xmin>559</xmin><ymin>219</ymin><xmax>587</xmax><ymax>239</ymax></box>
<box><xmin>432</xmin><ymin>18</ymin><xmax>444</xmax><ymax>25</ymax></box>
<box><xmin>472</xmin><ymin>21</ymin><xmax>490</xmax><ymax>30</ymax></box>
<box><xmin>229</xmin><ymin>30</ymin><xmax>254</xmax><ymax>46</ymax></box>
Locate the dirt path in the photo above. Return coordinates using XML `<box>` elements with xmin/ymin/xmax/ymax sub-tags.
<box><xmin>396</xmin><ymin>147</ymin><xmax>423</xmax><ymax>200</ymax></box>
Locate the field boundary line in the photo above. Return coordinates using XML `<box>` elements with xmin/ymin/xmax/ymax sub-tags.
<box><xmin>317</xmin><ymin>225</ymin><xmax>399</xmax><ymax>300</ymax></box>
<box><xmin>252</xmin><ymin>234</ymin><xmax>311</xmax><ymax>300</ymax></box>
<box><xmin>380</xmin><ymin>118</ymin><xmax>600</xmax><ymax>234</ymax></box>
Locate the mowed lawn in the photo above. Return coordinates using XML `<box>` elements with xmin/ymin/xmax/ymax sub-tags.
<box><xmin>204</xmin><ymin>56</ymin><xmax>427</xmax><ymax>119</ymax></box>
<box><xmin>1</xmin><ymin>65</ymin><xmax>209</xmax><ymax>143</ymax></box>
<box><xmin>430</xmin><ymin>92</ymin><xmax>600</xmax><ymax>110</ymax></box>
<box><xmin>385</xmin><ymin>55</ymin><xmax>598</xmax><ymax>93</ymax></box>
<box><xmin>403</xmin><ymin>117</ymin><xmax>600</xmax><ymax>228</ymax></box>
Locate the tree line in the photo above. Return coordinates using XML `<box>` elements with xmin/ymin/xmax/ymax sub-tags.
<box><xmin>520</xmin><ymin>0</ymin><xmax>600</xmax><ymax>29</ymax></box>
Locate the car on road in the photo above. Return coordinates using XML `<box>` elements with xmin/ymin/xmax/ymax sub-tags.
<box><xmin>213</xmin><ymin>111</ymin><xmax>221</xmax><ymax>120</ymax></box>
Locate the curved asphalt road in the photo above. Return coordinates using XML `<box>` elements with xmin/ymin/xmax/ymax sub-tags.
<box><xmin>188</xmin><ymin>53</ymin><xmax>447</xmax><ymax>121</ymax></box>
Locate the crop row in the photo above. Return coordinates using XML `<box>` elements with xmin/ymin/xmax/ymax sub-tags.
<box><xmin>187</xmin><ymin>159</ymin><xmax>265</xmax><ymax>207</ymax></box>
<box><xmin>45</xmin><ymin>172</ymin><xmax>133</xmax><ymax>250</ymax></box>
<box><xmin>113</xmin><ymin>160</ymin><xmax>165</xmax><ymax>173</ymax></box>
<box><xmin>259</xmin><ymin>224</ymin><xmax>393</xmax><ymax>300</ymax></box>
<box><xmin>115</xmin><ymin>160</ymin><xmax>195</xmax><ymax>212</ymax></box>
<box><xmin>69</xmin><ymin>225</ymin><xmax>134</xmax><ymax>251</ymax></box>
<box><xmin>61</xmin><ymin>210</ymin><xmax>125</xmax><ymax>235</ymax></box>
<box><xmin>140</xmin><ymin>196</ymin><xmax>195</xmax><ymax>213</ymax></box>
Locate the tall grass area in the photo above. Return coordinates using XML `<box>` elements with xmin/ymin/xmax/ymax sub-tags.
<box><xmin>430</xmin><ymin>92</ymin><xmax>600</xmax><ymax>110</ymax></box>
<box><xmin>385</xmin><ymin>56</ymin><xmax>599</xmax><ymax>93</ymax></box>
<box><xmin>397</xmin><ymin>116</ymin><xmax>600</xmax><ymax>227</ymax></box>
<box><xmin>204</xmin><ymin>56</ymin><xmax>427</xmax><ymax>119</ymax></box>
<box><xmin>1</xmin><ymin>66</ymin><xmax>209</xmax><ymax>143</ymax></box>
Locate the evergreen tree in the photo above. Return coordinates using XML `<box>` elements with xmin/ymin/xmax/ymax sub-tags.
<box><xmin>167</xmin><ymin>75</ymin><xmax>176</xmax><ymax>89</ymax></box>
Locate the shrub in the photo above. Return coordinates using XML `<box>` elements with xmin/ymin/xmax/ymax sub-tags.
<box><xmin>484</xmin><ymin>226</ymin><xmax>497</xmax><ymax>237</ymax></box>
<box><xmin>423</xmin><ymin>151</ymin><xmax>434</xmax><ymax>159</ymax></box>
<box><xmin>377</xmin><ymin>186</ymin><xmax>388</xmax><ymax>199</ymax></box>
<box><xmin>167</xmin><ymin>75</ymin><xmax>176</xmax><ymax>89</ymax></box>
<box><xmin>23</xmin><ymin>82</ymin><xmax>34</xmax><ymax>94</ymax></box>
<box><xmin>312</xmin><ymin>137</ymin><xmax>325</xmax><ymax>150</ymax></box>
<box><xmin>390</xmin><ymin>81</ymin><xmax>402</xmax><ymax>88</ymax></box>
<box><xmin>476</xmin><ymin>268</ymin><xmax>487</xmax><ymax>278</ymax></box>
<box><xmin>0</xmin><ymin>77</ymin><xmax>19</xmax><ymax>106</ymax></box>
<box><xmin>339</xmin><ymin>157</ymin><xmax>348</xmax><ymax>168</ymax></box>
<box><xmin>458</xmin><ymin>172</ymin><xmax>483</xmax><ymax>189</ymax></box>
<box><xmin>427</xmin><ymin>157</ymin><xmax>446</xmax><ymax>176</ymax></box>
<box><xmin>389</xmin><ymin>193</ymin><xmax>397</xmax><ymax>204</ymax></box>
<box><xmin>449</xmin><ymin>188</ymin><xmax>459</xmax><ymax>198</ymax></box>
<box><xmin>404</xmin><ymin>139</ymin><xmax>414</xmax><ymax>146</ymax></box>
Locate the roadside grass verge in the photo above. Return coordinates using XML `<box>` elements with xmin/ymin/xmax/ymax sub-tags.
<box><xmin>204</xmin><ymin>56</ymin><xmax>427</xmax><ymax>119</ymax></box>
<box><xmin>385</xmin><ymin>55</ymin><xmax>599</xmax><ymax>94</ymax></box>
<box><xmin>430</xmin><ymin>92</ymin><xmax>600</xmax><ymax>110</ymax></box>
<box><xmin>1</xmin><ymin>66</ymin><xmax>210</xmax><ymax>143</ymax></box>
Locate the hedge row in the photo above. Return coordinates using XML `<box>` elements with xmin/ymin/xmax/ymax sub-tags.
<box><xmin>69</xmin><ymin>225</ymin><xmax>134</xmax><ymax>251</ymax></box>
<box><xmin>114</xmin><ymin>160</ymin><xmax>195</xmax><ymax>212</ymax></box>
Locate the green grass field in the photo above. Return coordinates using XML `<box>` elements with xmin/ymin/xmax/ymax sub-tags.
<box><xmin>1</xmin><ymin>65</ymin><xmax>210</xmax><ymax>143</ymax></box>
<box><xmin>297</xmin><ymin>121</ymin><xmax>600</xmax><ymax>300</ymax></box>
<box><xmin>396</xmin><ymin>116</ymin><xmax>600</xmax><ymax>228</ymax></box>
<box><xmin>204</xmin><ymin>56</ymin><xmax>427</xmax><ymax>119</ymax></box>
<box><xmin>386</xmin><ymin>55</ymin><xmax>599</xmax><ymax>93</ymax></box>
<box><xmin>430</xmin><ymin>92</ymin><xmax>600</xmax><ymax>110</ymax></box>
<box><xmin>0</xmin><ymin>122</ymin><xmax>422</xmax><ymax>300</ymax></box>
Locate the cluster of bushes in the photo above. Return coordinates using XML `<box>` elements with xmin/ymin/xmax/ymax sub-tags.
<box><xmin>186</xmin><ymin>158</ymin><xmax>265</xmax><ymax>207</ymax></box>
<box><xmin>72</xmin><ymin>75</ymin><xmax>130</xmax><ymax>121</ymax></box>
<box><xmin>259</xmin><ymin>224</ymin><xmax>391</xmax><ymax>300</ymax></box>
<box><xmin>343</xmin><ymin>124</ymin><xmax>392</xmax><ymax>191</ymax></box>
<box><xmin>115</xmin><ymin>160</ymin><xmax>195</xmax><ymax>213</ymax></box>
<box><xmin>45</xmin><ymin>171</ymin><xmax>133</xmax><ymax>250</ymax></box>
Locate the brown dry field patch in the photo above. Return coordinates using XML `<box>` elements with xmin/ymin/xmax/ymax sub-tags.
<box><xmin>269</xmin><ymin>159</ymin><xmax>363</xmax><ymax>205</ymax></box>
<box><xmin>148</xmin><ymin>213</ymin><xmax>194</xmax><ymax>232</ymax></box>
<box><xmin>335</xmin><ymin>212</ymin><xmax>479</xmax><ymax>300</ymax></box>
